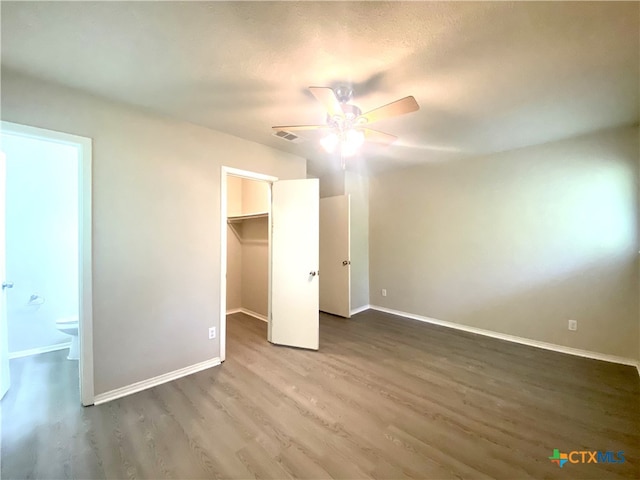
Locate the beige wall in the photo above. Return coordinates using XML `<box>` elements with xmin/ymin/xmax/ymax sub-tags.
<box><xmin>226</xmin><ymin>178</ymin><xmax>269</xmax><ymax>317</ymax></box>
<box><xmin>227</xmin><ymin>176</ymin><xmax>243</xmax><ymax>217</ymax></box>
<box><xmin>226</xmin><ymin>225</ymin><xmax>242</xmax><ymax>310</ymax></box>
<box><xmin>242</xmin><ymin>178</ymin><xmax>269</xmax><ymax>214</ymax></box>
<box><xmin>240</xmin><ymin>217</ymin><xmax>269</xmax><ymax>317</ymax></box>
<box><xmin>370</xmin><ymin>126</ymin><xmax>639</xmax><ymax>360</ymax></box>
<box><xmin>319</xmin><ymin>171</ymin><xmax>345</xmax><ymax>198</ymax></box>
<box><xmin>345</xmin><ymin>172</ymin><xmax>370</xmax><ymax>311</ymax></box>
<box><xmin>226</xmin><ymin>176</ymin><xmax>242</xmax><ymax>310</ymax></box>
<box><xmin>1</xmin><ymin>69</ymin><xmax>306</xmax><ymax>394</ymax></box>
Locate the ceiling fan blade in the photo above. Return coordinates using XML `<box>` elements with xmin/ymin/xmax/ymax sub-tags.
<box><xmin>358</xmin><ymin>96</ymin><xmax>419</xmax><ymax>125</ymax></box>
<box><xmin>272</xmin><ymin>125</ymin><xmax>330</xmax><ymax>131</ymax></box>
<box><xmin>309</xmin><ymin>86</ymin><xmax>344</xmax><ymax>118</ymax></box>
<box><xmin>361</xmin><ymin>128</ymin><xmax>397</xmax><ymax>145</ymax></box>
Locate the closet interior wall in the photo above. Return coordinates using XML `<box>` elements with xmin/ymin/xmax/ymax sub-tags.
<box><xmin>226</xmin><ymin>176</ymin><xmax>270</xmax><ymax>320</ymax></box>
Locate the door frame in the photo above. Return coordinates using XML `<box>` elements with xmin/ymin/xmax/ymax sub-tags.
<box><xmin>0</xmin><ymin>121</ymin><xmax>94</xmax><ymax>406</ymax></box>
<box><xmin>219</xmin><ymin>166</ymin><xmax>277</xmax><ymax>362</ymax></box>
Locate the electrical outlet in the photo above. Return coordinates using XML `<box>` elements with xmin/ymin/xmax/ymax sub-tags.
<box><xmin>381</xmin><ymin>289</ymin><xmax>387</xmax><ymax>297</ymax></box>
<box><xmin>568</xmin><ymin>320</ymin><xmax>577</xmax><ymax>331</ymax></box>
<box><xmin>208</xmin><ymin>327</ymin><xmax>216</xmax><ymax>339</ymax></box>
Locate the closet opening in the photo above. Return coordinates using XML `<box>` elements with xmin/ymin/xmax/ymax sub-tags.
<box><xmin>219</xmin><ymin>167</ymin><xmax>277</xmax><ymax>361</ymax></box>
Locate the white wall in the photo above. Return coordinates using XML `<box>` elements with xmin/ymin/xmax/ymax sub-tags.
<box><xmin>370</xmin><ymin>126</ymin><xmax>639</xmax><ymax>360</ymax></box>
<box><xmin>0</xmin><ymin>69</ymin><xmax>306</xmax><ymax>395</ymax></box>
<box><xmin>0</xmin><ymin>152</ymin><xmax>9</xmax><ymax>399</ymax></box>
<box><xmin>2</xmin><ymin>134</ymin><xmax>78</xmax><ymax>353</ymax></box>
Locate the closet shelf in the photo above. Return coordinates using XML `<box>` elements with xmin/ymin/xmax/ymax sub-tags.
<box><xmin>227</xmin><ymin>212</ymin><xmax>269</xmax><ymax>223</ymax></box>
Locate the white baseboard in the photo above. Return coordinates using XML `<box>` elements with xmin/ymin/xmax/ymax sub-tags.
<box><xmin>93</xmin><ymin>357</ymin><xmax>221</xmax><ymax>405</ymax></box>
<box><xmin>370</xmin><ymin>305</ymin><xmax>640</xmax><ymax>372</ymax></box>
<box><xmin>350</xmin><ymin>304</ymin><xmax>371</xmax><ymax>316</ymax></box>
<box><xmin>230</xmin><ymin>308</ymin><xmax>268</xmax><ymax>323</ymax></box>
<box><xmin>242</xmin><ymin>308</ymin><xmax>268</xmax><ymax>323</ymax></box>
<box><xmin>9</xmin><ymin>342</ymin><xmax>72</xmax><ymax>359</ymax></box>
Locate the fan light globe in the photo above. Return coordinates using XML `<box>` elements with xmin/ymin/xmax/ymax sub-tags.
<box><xmin>321</xmin><ymin>129</ymin><xmax>364</xmax><ymax>157</ymax></box>
<box><xmin>346</xmin><ymin>129</ymin><xmax>365</xmax><ymax>147</ymax></box>
<box><xmin>320</xmin><ymin>132</ymin><xmax>339</xmax><ymax>153</ymax></box>
<box><xmin>342</xmin><ymin>129</ymin><xmax>365</xmax><ymax>157</ymax></box>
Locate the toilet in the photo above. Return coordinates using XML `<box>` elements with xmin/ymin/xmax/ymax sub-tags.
<box><xmin>55</xmin><ymin>316</ymin><xmax>79</xmax><ymax>360</ymax></box>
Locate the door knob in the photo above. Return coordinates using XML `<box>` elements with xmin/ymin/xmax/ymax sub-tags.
<box><xmin>2</xmin><ymin>281</ymin><xmax>14</xmax><ymax>290</ymax></box>
<box><xmin>342</xmin><ymin>260</ymin><xmax>351</xmax><ymax>266</ymax></box>
<box><xmin>309</xmin><ymin>271</ymin><xmax>319</xmax><ymax>276</ymax></box>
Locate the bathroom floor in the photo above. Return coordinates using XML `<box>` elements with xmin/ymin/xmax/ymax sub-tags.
<box><xmin>1</xmin><ymin>350</ymin><xmax>80</xmax><ymax>436</ymax></box>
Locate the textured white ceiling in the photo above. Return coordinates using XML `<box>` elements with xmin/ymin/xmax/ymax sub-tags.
<box><xmin>1</xmin><ymin>1</ymin><xmax>638</xmax><ymax>173</ymax></box>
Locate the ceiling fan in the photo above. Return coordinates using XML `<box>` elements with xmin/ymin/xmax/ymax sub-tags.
<box><xmin>272</xmin><ymin>86</ymin><xmax>419</xmax><ymax>166</ymax></box>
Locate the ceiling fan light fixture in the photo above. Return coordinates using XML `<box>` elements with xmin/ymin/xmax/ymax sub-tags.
<box><xmin>344</xmin><ymin>128</ymin><xmax>364</xmax><ymax>148</ymax></box>
<box><xmin>274</xmin><ymin>86</ymin><xmax>419</xmax><ymax>163</ymax></box>
<box><xmin>321</xmin><ymin>128</ymin><xmax>364</xmax><ymax>157</ymax></box>
<box><xmin>341</xmin><ymin>129</ymin><xmax>365</xmax><ymax>157</ymax></box>
<box><xmin>340</xmin><ymin>144</ymin><xmax>359</xmax><ymax>158</ymax></box>
<box><xmin>320</xmin><ymin>132</ymin><xmax>339</xmax><ymax>153</ymax></box>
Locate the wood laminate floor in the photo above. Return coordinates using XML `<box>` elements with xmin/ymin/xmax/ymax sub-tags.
<box><xmin>2</xmin><ymin>310</ymin><xmax>639</xmax><ymax>479</ymax></box>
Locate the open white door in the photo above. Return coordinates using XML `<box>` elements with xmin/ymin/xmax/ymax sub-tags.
<box><xmin>0</xmin><ymin>151</ymin><xmax>10</xmax><ymax>400</ymax></box>
<box><xmin>319</xmin><ymin>195</ymin><xmax>351</xmax><ymax>318</ymax></box>
<box><xmin>270</xmin><ymin>178</ymin><xmax>319</xmax><ymax>350</ymax></box>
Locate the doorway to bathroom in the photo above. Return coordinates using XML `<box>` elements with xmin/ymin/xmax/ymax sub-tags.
<box><xmin>0</xmin><ymin>121</ymin><xmax>93</xmax><ymax>405</ymax></box>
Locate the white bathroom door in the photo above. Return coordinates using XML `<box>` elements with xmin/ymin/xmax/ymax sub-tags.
<box><xmin>269</xmin><ymin>178</ymin><xmax>319</xmax><ymax>350</ymax></box>
<box><xmin>319</xmin><ymin>195</ymin><xmax>351</xmax><ymax>318</ymax></box>
<box><xmin>0</xmin><ymin>151</ymin><xmax>11</xmax><ymax>400</ymax></box>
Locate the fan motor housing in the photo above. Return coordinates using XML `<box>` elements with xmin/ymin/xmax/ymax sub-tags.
<box><xmin>334</xmin><ymin>85</ymin><xmax>354</xmax><ymax>104</ymax></box>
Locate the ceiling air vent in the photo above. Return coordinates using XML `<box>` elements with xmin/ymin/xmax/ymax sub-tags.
<box><xmin>273</xmin><ymin>130</ymin><xmax>304</xmax><ymax>143</ymax></box>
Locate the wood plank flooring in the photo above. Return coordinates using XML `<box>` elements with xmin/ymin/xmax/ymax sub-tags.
<box><xmin>2</xmin><ymin>310</ymin><xmax>639</xmax><ymax>479</ymax></box>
